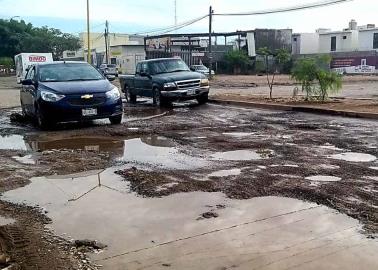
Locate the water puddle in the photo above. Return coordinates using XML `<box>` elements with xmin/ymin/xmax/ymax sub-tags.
<box><xmin>26</xmin><ymin>137</ymin><xmax>125</xmax><ymax>153</ymax></box>
<box><xmin>305</xmin><ymin>175</ymin><xmax>342</xmax><ymax>182</ymax></box>
<box><xmin>12</xmin><ymin>154</ymin><xmax>36</xmax><ymax>165</ymax></box>
<box><xmin>365</xmin><ymin>176</ymin><xmax>378</xmax><ymax>182</ymax></box>
<box><xmin>120</xmin><ymin>137</ymin><xmax>206</xmax><ymax>169</ymax></box>
<box><xmin>210</xmin><ymin>150</ymin><xmax>263</xmax><ymax>161</ymax></box>
<box><xmin>0</xmin><ymin>216</ymin><xmax>15</xmax><ymax>226</ymax></box>
<box><xmin>319</xmin><ymin>144</ymin><xmax>344</xmax><ymax>151</ymax></box>
<box><xmin>208</xmin><ymin>169</ymin><xmax>242</xmax><ymax>178</ymax></box>
<box><xmin>222</xmin><ymin>132</ymin><xmax>255</xmax><ymax>138</ymax></box>
<box><xmin>3</xmin><ymin>168</ymin><xmax>378</xmax><ymax>269</ymax></box>
<box><xmin>0</xmin><ymin>135</ymin><xmax>28</xmax><ymax>150</ymax></box>
<box><xmin>369</xmin><ymin>167</ymin><xmax>378</xmax><ymax>171</ymax></box>
<box><xmin>329</xmin><ymin>152</ymin><xmax>377</xmax><ymax>163</ymax></box>
<box><xmin>319</xmin><ymin>164</ymin><xmax>340</xmax><ymax>170</ymax></box>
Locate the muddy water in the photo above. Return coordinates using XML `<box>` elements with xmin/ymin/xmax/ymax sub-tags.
<box><xmin>3</xmin><ymin>168</ymin><xmax>378</xmax><ymax>270</ymax></box>
<box><xmin>210</xmin><ymin>150</ymin><xmax>263</xmax><ymax>161</ymax></box>
<box><xmin>0</xmin><ymin>135</ymin><xmax>28</xmax><ymax>150</ymax></box>
<box><xmin>120</xmin><ymin>137</ymin><xmax>207</xmax><ymax>169</ymax></box>
<box><xmin>305</xmin><ymin>175</ymin><xmax>342</xmax><ymax>182</ymax></box>
<box><xmin>330</xmin><ymin>152</ymin><xmax>377</xmax><ymax>162</ymax></box>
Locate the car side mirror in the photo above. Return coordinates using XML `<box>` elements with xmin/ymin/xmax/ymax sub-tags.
<box><xmin>21</xmin><ymin>79</ymin><xmax>34</xmax><ymax>85</ymax></box>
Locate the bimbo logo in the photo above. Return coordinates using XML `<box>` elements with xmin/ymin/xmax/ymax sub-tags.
<box><xmin>29</xmin><ymin>55</ymin><xmax>47</xmax><ymax>62</ymax></box>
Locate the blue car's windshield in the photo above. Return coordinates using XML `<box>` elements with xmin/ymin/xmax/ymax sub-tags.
<box><xmin>39</xmin><ymin>63</ymin><xmax>104</xmax><ymax>82</ymax></box>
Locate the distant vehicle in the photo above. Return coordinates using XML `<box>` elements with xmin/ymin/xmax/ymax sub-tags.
<box><xmin>119</xmin><ymin>58</ymin><xmax>210</xmax><ymax>106</ymax></box>
<box><xmin>190</xmin><ymin>64</ymin><xmax>215</xmax><ymax>77</ymax></box>
<box><xmin>99</xmin><ymin>64</ymin><xmax>118</xmax><ymax>80</ymax></box>
<box><xmin>14</xmin><ymin>53</ymin><xmax>53</xmax><ymax>84</ymax></box>
<box><xmin>20</xmin><ymin>62</ymin><xmax>123</xmax><ymax>129</ymax></box>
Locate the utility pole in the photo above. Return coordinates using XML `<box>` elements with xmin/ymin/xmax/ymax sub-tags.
<box><xmin>174</xmin><ymin>0</ymin><xmax>177</xmax><ymax>27</ymax></box>
<box><xmin>86</xmin><ymin>0</ymin><xmax>91</xmax><ymax>64</ymax></box>
<box><xmin>208</xmin><ymin>6</ymin><xmax>214</xmax><ymax>79</ymax></box>
<box><xmin>104</xmin><ymin>20</ymin><xmax>109</xmax><ymax>64</ymax></box>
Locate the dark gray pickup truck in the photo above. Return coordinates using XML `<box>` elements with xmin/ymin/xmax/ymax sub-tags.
<box><xmin>119</xmin><ymin>58</ymin><xmax>210</xmax><ymax>106</ymax></box>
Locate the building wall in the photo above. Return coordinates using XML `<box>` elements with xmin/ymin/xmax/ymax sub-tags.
<box><xmin>110</xmin><ymin>45</ymin><xmax>146</xmax><ymax>74</ymax></box>
<box><xmin>299</xmin><ymin>33</ymin><xmax>319</xmax><ymax>54</ymax></box>
<box><xmin>79</xmin><ymin>33</ymin><xmax>143</xmax><ymax>53</ymax></box>
<box><xmin>359</xmin><ymin>28</ymin><xmax>378</xmax><ymax>51</ymax></box>
<box><xmin>319</xmin><ymin>31</ymin><xmax>359</xmax><ymax>53</ymax></box>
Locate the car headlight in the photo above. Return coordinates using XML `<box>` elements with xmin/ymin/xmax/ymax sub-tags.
<box><xmin>200</xmin><ymin>78</ymin><xmax>209</xmax><ymax>86</ymax></box>
<box><xmin>40</xmin><ymin>90</ymin><xmax>65</xmax><ymax>102</ymax></box>
<box><xmin>106</xmin><ymin>87</ymin><xmax>121</xmax><ymax>100</ymax></box>
<box><xmin>164</xmin><ymin>82</ymin><xmax>177</xmax><ymax>89</ymax></box>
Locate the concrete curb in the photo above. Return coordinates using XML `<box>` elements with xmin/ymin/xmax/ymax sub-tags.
<box><xmin>209</xmin><ymin>99</ymin><xmax>378</xmax><ymax>120</ymax></box>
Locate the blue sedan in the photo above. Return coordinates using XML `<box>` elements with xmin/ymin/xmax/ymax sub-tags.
<box><xmin>20</xmin><ymin>62</ymin><xmax>123</xmax><ymax>129</ymax></box>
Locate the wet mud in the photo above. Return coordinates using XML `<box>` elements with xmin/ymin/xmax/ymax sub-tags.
<box><xmin>0</xmin><ymin>102</ymin><xmax>377</xmax><ymax>268</ymax></box>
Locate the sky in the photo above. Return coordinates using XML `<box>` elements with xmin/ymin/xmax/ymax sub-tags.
<box><xmin>0</xmin><ymin>0</ymin><xmax>377</xmax><ymax>35</ymax></box>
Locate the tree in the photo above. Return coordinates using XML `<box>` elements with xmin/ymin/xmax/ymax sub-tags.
<box><xmin>0</xmin><ymin>19</ymin><xmax>81</xmax><ymax>60</ymax></box>
<box><xmin>0</xmin><ymin>57</ymin><xmax>14</xmax><ymax>68</ymax></box>
<box><xmin>257</xmin><ymin>47</ymin><xmax>291</xmax><ymax>99</ymax></box>
<box><xmin>291</xmin><ymin>55</ymin><xmax>342</xmax><ymax>102</ymax></box>
<box><xmin>224</xmin><ymin>50</ymin><xmax>251</xmax><ymax>75</ymax></box>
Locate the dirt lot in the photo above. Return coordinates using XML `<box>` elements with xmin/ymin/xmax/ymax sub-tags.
<box><xmin>0</xmin><ymin>99</ymin><xmax>377</xmax><ymax>269</ymax></box>
<box><xmin>0</xmin><ymin>75</ymin><xmax>377</xmax><ymax>269</ymax></box>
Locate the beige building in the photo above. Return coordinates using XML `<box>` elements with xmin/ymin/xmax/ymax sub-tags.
<box><xmin>79</xmin><ymin>32</ymin><xmax>134</xmax><ymax>52</ymax></box>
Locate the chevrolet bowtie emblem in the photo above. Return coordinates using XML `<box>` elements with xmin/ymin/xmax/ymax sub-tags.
<box><xmin>81</xmin><ymin>94</ymin><xmax>93</xmax><ymax>99</ymax></box>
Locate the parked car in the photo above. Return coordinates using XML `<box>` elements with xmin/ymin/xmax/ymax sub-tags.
<box><xmin>99</xmin><ymin>64</ymin><xmax>118</xmax><ymax>80</ymax></box>
<box><xmin>119</xmin><ymin>58</ymin><xmax>210</xmax><ymax>106</ymax></box>
<box><xmin>20</xmin><ymin>61</ymin><xmax>123</xmax><ymax>129</ymax></box>
<box><xmin>190</xmin><ymin>64</ymin><xmax>215</xmax><ymax>77</ymax></box>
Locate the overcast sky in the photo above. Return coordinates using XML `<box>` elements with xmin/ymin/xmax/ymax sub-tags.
<box><xmin>0</xmin><ymin>0</ymin><xmax>376</xmax><ymax>35</ymax></box>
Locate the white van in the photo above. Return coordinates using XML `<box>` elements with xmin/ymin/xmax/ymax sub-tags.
<box><xmin>14</xmin><ymin>53</ymin><xmax>53</xmax><ymax>83</ymax></box>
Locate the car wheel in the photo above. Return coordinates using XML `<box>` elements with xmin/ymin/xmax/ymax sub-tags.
<box><xmin>197</xmin><ymin>93</ymin><xmax>209</xmax><ymax>105</ymax></box>
<box><xmin>109</xmin><ymin>114</ymin><xmax>122</xmax><ymax>125</ymax></box>
<box><xmin>36</xmin><ymin>106</ymin><xmax>54</xmax><ymax>130</ymax></box>
<box><xmin>125</xmin><ymin>85</ymin><xmax>137</xmax><ymax>104</ymax></box>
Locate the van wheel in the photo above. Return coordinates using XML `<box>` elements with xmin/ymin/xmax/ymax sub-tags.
<box><xmin>125</xmin><ymin>85</ymin><xmax>137</xmax><ymax>104</ymax></box>
<box><xmin>109</xmin><ymin>114</ymin><xmax>122</xmax><ymax>125</ymax></box>
<box><xmin>197</xmin><ymin>93</ymin><xmax>209</xmax><ymax>105</ymax></box>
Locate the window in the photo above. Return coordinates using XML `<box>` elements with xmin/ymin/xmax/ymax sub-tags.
<box><xmin>331</xmin><ymin>36</ymin><xmax>337</xmax><ymax>51</ymax></box>
<box><xmin>293</xmin><ymin>37</ymin><xmax>297</xmax><ymax>42</ymax></box>
<box><xmin>26</xmin><ymin>67</ymin><xmax>35</xmax><ymax>80</ymax></box>
<box><xmin>374</xmin><ymin>33</ymin><xmax>378</xmax><ymax>49</ymax></box>
<box><xmin>343</xmin><ymin>36</ymin><xmax>347</xmax><ymax>40</ymax></box>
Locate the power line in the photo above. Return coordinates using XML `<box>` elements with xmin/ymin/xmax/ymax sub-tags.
<box><xmin>133</xmin><ymin>14</ymin><xmax>208</xmax><ymax>35</ymax></box>
<box><xmin>214</xmin><ymin>0</ymin><xmax>352</xmax><ymax>16</ymax></box>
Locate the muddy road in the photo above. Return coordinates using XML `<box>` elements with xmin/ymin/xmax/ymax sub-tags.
<box><xmin>0</xmin><ymin>101</ymin><xmax>377</xmax><ymax>269</ymax></box>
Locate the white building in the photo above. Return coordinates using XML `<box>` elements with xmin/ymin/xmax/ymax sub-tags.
<box><xmin>292</xmin><ymin>33</ymin><xmax>319</xmax><ymax>54</ymax></box>
<box><xmin>318</xmin><ymin>29</ymin><xmax>359</xmax><ymax>53</ymax></box>
<box><xmin>358</xmin><ymin>27</ymin><xmax>378</xmax><ymax>51</ymax></box>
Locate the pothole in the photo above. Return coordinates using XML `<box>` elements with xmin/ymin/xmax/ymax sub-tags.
<box><xmin>208</xmin><ymin>169</ymin><xmax>242</xmax><ymax>178</ymax></box>
<box><xmin>305</xmin><ymin>175</ymin><xmax>342</xmax><ymax>182</ymax></box>
<box><xmin>329</xmin><ymin>152</ymin><xmax>377</xmax><ymax>162</ymax></box>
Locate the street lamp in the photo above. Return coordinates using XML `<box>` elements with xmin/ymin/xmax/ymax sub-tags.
<box><xmin>86</xmin><ymin>0</ymin><xmax>91</xmax><ymax>64</ymax></box>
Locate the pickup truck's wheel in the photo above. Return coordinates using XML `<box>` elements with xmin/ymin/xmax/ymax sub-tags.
<box><xmin>153</xmin><ymin>88</ymin><xmax>162</xmax><ymax>107</ymax></box>
<box><xmin>197</xmin><ymin>93</ymin><xmax>209</xmax><ymax>105</ymax></box>
<box><xmin>125</xmin><ymin>85</ymin><xmax>137</xmax><ymax>104</ymax></box>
